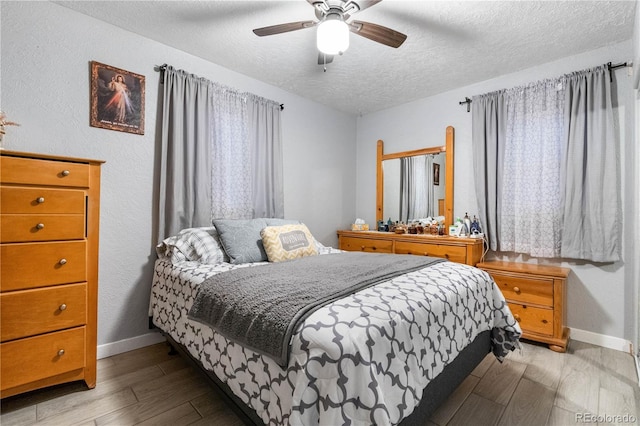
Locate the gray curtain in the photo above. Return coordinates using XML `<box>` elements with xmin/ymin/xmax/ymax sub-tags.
<box><xmin>399</xmin><ymin>155</ymin><xmax>433</xmax><ymax>222</ymax></box>
<box><xmin>247</xmin><ymin>95</ymin><xmax>284</xmax><ymax>219</ymax></box>
<box><xmin>472</xmin><ymin>91</ymin><xmax>506</xmax><ymax>251</ymax></box>
<box><xmin>158</xmin><ymin>66</ymin><xmax>283</xmax><ymax>241</ymax></box>
<box><xmin>560</xmin><ymin>65</ymin><xmax>620</xmax><ymax>262</ymax></box>
<box><xmin>158</xmin><ymin>67</ymin><xmax>212</xmax><ymax>240</ymax></box>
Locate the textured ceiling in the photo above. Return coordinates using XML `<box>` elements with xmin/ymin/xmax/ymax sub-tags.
<box><xmin>56</xmin><ymin>1</ymin><xmax>636</xmax><ymax>115</ymax></box>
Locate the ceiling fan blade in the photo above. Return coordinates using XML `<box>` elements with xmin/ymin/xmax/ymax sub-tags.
<box><xmin>253</xmin><ymin>20</ymin><xmax>316</xmax><ymax>37</ymax></box>
<box><xmin>349</xmin><ymin>20</ymin><xmax>407</xmax><ymax>48</ymax></box>
<box><xmin>317</xmin><ymin>52</ymin><xmax>334</xmax><ymax>65</ymax></box>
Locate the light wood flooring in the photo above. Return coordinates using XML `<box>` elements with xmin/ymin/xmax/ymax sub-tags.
<box><xmin>1</xmin><ymin>339</ymin><xmax>638</xmax><ymax>425</ymax></box>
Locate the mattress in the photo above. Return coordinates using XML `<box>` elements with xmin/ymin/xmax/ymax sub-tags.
<box><xmin>149</xmin><ymin>252</ymin><xmax>520</xmax><ymax>425</ymax></box>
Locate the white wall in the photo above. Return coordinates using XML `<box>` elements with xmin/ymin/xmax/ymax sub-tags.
<box><xmin>633</xmin><ymin>0</ymin><xmax>640</xmax><ymax>360</ymax></box>
<box><xmin>0</xmin><ymin>1</ymin><xmax>357</xmax><ymax>350</ymax></box>
<box><xmin>356</xmin><ymin>41</ymin><xmax>636</xmax><ymax>343</ymax></box>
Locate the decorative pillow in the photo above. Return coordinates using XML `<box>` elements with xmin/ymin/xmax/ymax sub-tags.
<box><xmin>261</xmin><ymin>224</ymin><xmax>318</xmax><ymax>263</ymax></box>
<box><xmin>156</xmin><ymin>227</ymin><xmax>228</xmax><ymax>264</ymax></box>
<box><xmin>212</xmin><ymin>218</ymin><xmax>302</xmax><ymax>264</ymax></box>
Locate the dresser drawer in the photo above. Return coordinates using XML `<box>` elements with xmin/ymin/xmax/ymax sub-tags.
<box><xmin>1</xmin><ymin>241</ymin><xmax>87</xmax><ymax>291</ymax></box>
<box><xmin>0</xmin><ymin>156</ymin><xmax>90</xmax><ymax>188</ymax></box>
<box><xmin>0</xmin><ymin>215</ymin><xmax>85</xmax><ymax>243</ymax></box>
<box><xmin>0</xmin><ymin>327</ymin><xmax>86</xmax><ymax>391</ymax></box>
<box><xmin>339</xmin><ymin>237</ymin><xmax>393</xmax><ymax>253</ymax></box>
<box><xmin>490</xmin><ymin>273</ymin><xmax>553</xmax><ymax>307</ymax></box>
<box><xmin>1</xmin><ymin>187</ymin><xmax>85</xmax><ymax>214</ymax></box>
<box><xmin>509</xmin><ymin>303</ymin><xmax>554</xmax><ymax>336</ymax></box>
<box><xmin>1</xmin><ymin>283</ymin><xmax>87</xmax><ymax>341</ymax></box>
<box><xmin>394</xmin><ymin>241</ymin><xmax>466</xmax><ymax>263</ymax></box>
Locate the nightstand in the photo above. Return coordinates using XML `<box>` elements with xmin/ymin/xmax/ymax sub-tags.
<box><xmin>477</xmin><ymin>261</ymin><xmax>570</xmax><ymax>352</ymax></box>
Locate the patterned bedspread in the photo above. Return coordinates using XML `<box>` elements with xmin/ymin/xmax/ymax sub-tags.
<box><xmin>149</xmin><ymin>252</ymin><xmax>521</xmax><ymax>425</ymax></box>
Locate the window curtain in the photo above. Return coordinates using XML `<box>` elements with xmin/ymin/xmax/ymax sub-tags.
<box><xmin>501</xmin><ymin>80</ymin><xmax>565</xmax><ymax>258</ymax></box>
<box><xmin>399</xmin><ymin>155</ymin><xmax>434</xmax><ymax>222</ymax></box>
<box><xmin>157</xmin><ymin>66</ymin><xmax>283</xmax><ymax>240</ymax></box>
<box><xmin>472</xmin><ymin>92</ymin><xmax>506</xmax><ymax>252</ymax></box>
<box><xmin>560</xmin><ymin>66</ymin><xmax>619</xmax><ymax>261</ymax></box>
<box><xmin>158</xmin><ymin>67</ymin><xmax>212</xmax><ymax>240</ymax></box>
<box><xmin>472</xmin><ymin>65</ymin><xmax>620</xmax><ymax>262</ymax></box>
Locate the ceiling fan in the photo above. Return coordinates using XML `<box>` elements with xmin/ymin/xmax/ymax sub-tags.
<box><xmin>252</xmin><ymin>0</ymin><xmax>407</xmax><ymax>66</ymax></box>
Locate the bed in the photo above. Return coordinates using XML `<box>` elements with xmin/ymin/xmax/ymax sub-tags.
<box><xmin>149</xmin><ymin>221</ymin><xmax>521</xmax><ymax>425</ymax></box>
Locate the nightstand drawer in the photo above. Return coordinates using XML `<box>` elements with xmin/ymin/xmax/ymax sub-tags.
<box><xmin>339</xmin><ymin>237</ymin><xmax>393</xmax><ymax>253</ymax></box>
<box><xmin>509</xmin><ymin>303</ymin><xmax>554</xmax><ymax>336</ymax></box>
<box><xmin>491</xmin><ymin>273</ymin><xmax>553</xmax><ymax>307</ymax></box>
<box><xmin>1</xmin><ymin>187</ymin><xmax>85</xmax><ymax>214</ymax></box>
<box><xmin>395</xmin><ymin>241</ymin><xmax>466</xmax><ymax>263</ymax></box>
<box><xmin>1</xmin><ymin>241</ymin><xmax>87</xmax><ymax>291</ymax></box>
<box><xmin>0</xmin><ymin>215</ymin><xmax>85</xmax><ymax>243</ymax></box>
<box><xmin>1</xmin><ymin>283</ymin><xmax>87</xmax><ymax>341</ymax></box>
<box><xmin>0</xmin><ymin>156</ymin><xmax>89</xmax><ymax>188</ymax></box>
<box><xmin>0</xmin><ymin>327</ymin><xmax>86</xmax><ymax>391</ymax></box>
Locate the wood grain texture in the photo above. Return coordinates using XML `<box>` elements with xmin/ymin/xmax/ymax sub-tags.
<box><xmin>1</xmin><ymin>340</ymin><xmax>638</xmax><ymax>426</ymax></box>
<box><xmin>0</xmin><ymin>151</ymin><xmax>102</xmax><ymax>398</ymax></box>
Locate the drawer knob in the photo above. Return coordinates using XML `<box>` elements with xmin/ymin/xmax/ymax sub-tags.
<box><xmin>361</xmin><ymin>246</ymin><xmax>365</xmax><ymax>250</ymax></box>
<box><xmin>514</xmin><ymin>314</ymin><xmax>521</xmax><ymax>322</ymax></box>
<box><xmin>61</xmin><ymin>170</ymin><xmax>70</xmax><ymax>177</ymax></box>
<box><xmin>36</xmin><ymin>223</ymin><xmax>45</xmax><ymax>230</ymax></box>
<box><xmin>59</xmin><ymin>303</ymin><xmax>67</xmax><ymax>311</ymax></box>
<box><xmin>57</xmin><ymin>349</ymin><xmax>65</xmax><ymax>357</ymax></box>
<box><xmin>424</xmin><ymin>252</ymin><xmax>429</xmax><ymax>256</ymax></box>
<box><xmin>59</xmin><ymin>258</ymin><xmax>68</xmax><ymax>266</ymax></box>
<box><xmin>513</xmin><ymin>286</ymin><xmax>521</xmax><ymax>294</ymax></box>
<box><xmin>37</xmin><ymin>197</ymin><xmax>45</xmax><ymax>203</ymax></box>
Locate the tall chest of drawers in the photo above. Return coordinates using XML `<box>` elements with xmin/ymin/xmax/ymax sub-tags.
<box><xmin>0</xmin><ymin>151</ymin><xmax>103</xmax><ymax>398</ymax></box>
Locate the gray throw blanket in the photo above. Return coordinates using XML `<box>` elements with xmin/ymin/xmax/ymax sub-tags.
<box><xmin>188</xmin><ymin>252</ymin><xmax>445</xmax><ymax>367</ymax></box>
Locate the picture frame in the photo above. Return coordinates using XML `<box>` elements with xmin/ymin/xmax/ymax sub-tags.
<box><xmin>90</xmin><ymin>61</ymin><xmax>145</xmax><ymax>135</ymax></box>
<box><xmin>433</xmin><ymin>163</ymin><xmax>440</xmax><ymax>185</ymax></box>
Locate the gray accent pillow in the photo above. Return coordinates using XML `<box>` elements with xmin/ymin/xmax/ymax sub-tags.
<box><xmin>213</xmin><ymin>218</ymin><xmax>300</xmax><ymax>264</ymax></box>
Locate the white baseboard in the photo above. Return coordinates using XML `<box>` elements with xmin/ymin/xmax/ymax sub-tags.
<box><xmin>570</xmin><ymin>328</ymin><xmax>632</xmax><ymax>353</ymax></box>
<box><xmin>97</xmin><ymin>331</ymin><xmax>166</xmax><ymax>359</ymax></box>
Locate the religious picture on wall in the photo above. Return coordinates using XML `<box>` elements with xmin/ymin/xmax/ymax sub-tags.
<box><xmin>433</xmin><ymin>163</ymin><xmax>440</xmax><ymax>186</ymax></box>
<box><xmin>90</xmin><ymin>61</ymin><xmax>145</xmax><ymax>135</ymax></box>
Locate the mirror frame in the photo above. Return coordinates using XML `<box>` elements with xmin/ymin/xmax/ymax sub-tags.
<box><xmin>376</xmin><ymin>126</ymin><xmax>455</xmax><ymax>230</ymax></box>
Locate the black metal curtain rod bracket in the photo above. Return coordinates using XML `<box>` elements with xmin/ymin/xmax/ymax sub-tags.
<box><xmin>607</xmin><ymin>61</ymin><xmax>629</xmax><ymax>82</ymax></box>
<box><xmin>459</xmin><ymin>97</ymin><xmax>472</xmax><ymax>113</ymax></box>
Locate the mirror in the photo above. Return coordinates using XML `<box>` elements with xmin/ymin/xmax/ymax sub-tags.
<box><xmin>376</xmin><ymin>126</ymin><xmax>454</xmax><ymax>230</ymax></box>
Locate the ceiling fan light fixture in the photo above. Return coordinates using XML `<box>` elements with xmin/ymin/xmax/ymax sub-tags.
<box><xmin>317</xmin><ymin>17</ymin><xmax>349</xmax><ymax>55</ymax></box>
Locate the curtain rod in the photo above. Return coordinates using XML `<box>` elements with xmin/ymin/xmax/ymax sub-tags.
<box><xmin>458</xmin><ymin>60</ymin><xmax>631</xmax><ymax>112</ymax></box>
<box><xmin>154</xmin><ymin>63</ymin><xmax>284</xmax><ymax>110</ymax></box>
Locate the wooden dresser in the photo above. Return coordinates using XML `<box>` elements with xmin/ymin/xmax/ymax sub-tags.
<box><xmin>337</xmin><ymin>230</ymin><xmax>484</xmax><ymax>266</ymax></box>
<box><xmin>0</xmin><ymin>150</ymin><xmax>103</xmax><ymax>398</ymax></box>
<box><xmin>476</xmin><ymin>261</ymin><xmax>570</xmax><ymax>352</ymax></box>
